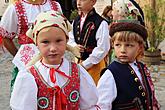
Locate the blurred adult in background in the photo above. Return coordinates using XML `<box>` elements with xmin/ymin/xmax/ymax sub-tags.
<box><xmin>101</xmin><ymin>5</ymin><xmax>113</xmax><ymax>25</ymax></box>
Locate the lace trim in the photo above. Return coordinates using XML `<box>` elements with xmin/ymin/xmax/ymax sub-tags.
<box><xmin>0</xmin><ymin>27</ymin><xmax>16</xmax><ymax>39</ymax></box>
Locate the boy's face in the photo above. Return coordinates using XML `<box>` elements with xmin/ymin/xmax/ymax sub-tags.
<box><xmin>77</xmin><ymin>0</ymin><xmax>96</xmax><ymax>15</ymax></box>
<box><xmin>37</xmin><ymin>27</ymin><xmax>67</xmax><ymax>65</ymax></box>
<box><xmin>113</xmin><ymin>39</ymin><xmax>141</xmax><ymax>63</ymax></box>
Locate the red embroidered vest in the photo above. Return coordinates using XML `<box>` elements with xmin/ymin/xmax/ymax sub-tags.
<box><xmin>15</xmin><ymin>0</ymin><xmax>58</xmax><ymax>44</ymax></box>
<box><xmin>29</xmin><ymin>62</ymin><xmax>80</xmax><ymax>110</ymax></box>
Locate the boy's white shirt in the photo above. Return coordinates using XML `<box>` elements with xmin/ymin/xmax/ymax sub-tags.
<box><xmin>97</xmin><ymin>61</ymin><xmax>143</xmax><ymax>110</ymax></box>
<box><xmin>10</xmin><ymin>58</ymin><xmax>98</xmax><ymax>110</ymax></box>
<box><xmin>68</xmin><ymin>17</ymin><xmax>110</xmax><ymax>69</ymax></box>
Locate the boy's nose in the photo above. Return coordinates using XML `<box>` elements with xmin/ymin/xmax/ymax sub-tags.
<box><xmin>77</xmin><ymin>0</ymin><xmax>81</xmax><ymax>6</ymax></box>
<box><xmin>121</xmin><ymin>46</ymin><xmax>126</xmax><ymax>53</ymax></box>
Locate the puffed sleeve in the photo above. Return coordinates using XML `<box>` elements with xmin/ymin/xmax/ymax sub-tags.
<box><xmin>78</xmin><ymin>64</ymin><xmax>99</xmax><ymax>110</ymax></box>
<box><xmin>97</xmin><ymin>69</ymin><xmax>117</xmax><ymax>110</ymax></box>
<box><xmin>0</xmin><ymin>4</ymin><xmax>17</xmax><ymax>39</ymax></box>
<box><xmin>10</xmin><ymin>69</ymin><xmax>38</xmax><ymax>110</ymax></box>
<box><xmin>68</xmin><ymin>21</ymin><xmax>78</xmax><ymax>47</ymax></box>
<box><xmin>82</xmin><ymin>21</ymin><xmax>110</xmax><ymax>69</ymax></box>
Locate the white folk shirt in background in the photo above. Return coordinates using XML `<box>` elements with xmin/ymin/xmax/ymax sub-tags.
<box><xmin>0</xmin><ymin>0</ymin><xmax>62</xmax><ymax>39</ymax></box>
<box><xmin>10</xmin><ymin>58</ymin><xmax>99</xmax><ymax>110</ymax></box>
<box><xmin>68</xmin><ymin>18</ymin><xmax>110</xmax><ymax>69</ymax></box>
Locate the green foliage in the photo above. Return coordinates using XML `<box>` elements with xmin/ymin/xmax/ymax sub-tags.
<box><xmin>69</xmin><ymin>9</ymin><xmax>78</xmax><ymax>22</ymax></box>
<box><xmin>144</xmin><ymin>0</ymin><xmax>165</xmax><ymax>51</ymax></box>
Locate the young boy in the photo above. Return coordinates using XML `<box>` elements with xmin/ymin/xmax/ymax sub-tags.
<box><xmin>68</xmin><ymin>0</ymin><xmax>110</xmax><ymax>84</ymax></box>
<box><xmin>10</xmin><ymin>10</ymin><xmax>99</xmax><ymax>110</ymax></box>
<box><xmin>97</xmin><ymin>20</ymin><xmax>160</xmax><ymax>109</ymax></box>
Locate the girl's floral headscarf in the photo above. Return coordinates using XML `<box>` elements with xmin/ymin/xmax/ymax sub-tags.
<box><xmin>26</xmin><ymin>10</ymin><xmax>72</xmax><ymax>44</ymax></box>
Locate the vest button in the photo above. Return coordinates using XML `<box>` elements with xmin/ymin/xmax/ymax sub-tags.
<box><xmin>131</xmin><ymin>70</ymin><xmax>134</xmax><ymax>74</ymax></box>
<box><xmin>134</xmin><ymin>78</ymin><xmax>138</xmax><ymax>82</ymax></box>
<box><xmin>142</xmin><ymin>92</ymin><xmax>145</xmax><ymax>96</ymax></box>
<box><xmin>145</xmin><ymin>100</ymin><xmax>147</xmax><ymax>103</ymax></box>
<box><xmin>139</xmin><ymin>86</ymin><xmax>142</xmax><ymax>90</ymax></box>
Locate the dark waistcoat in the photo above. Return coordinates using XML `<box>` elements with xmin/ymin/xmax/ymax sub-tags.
<box><xmin>108</xmin><ymin>61</ymin><xmax>153</xmax><ymax>110</ymax></box>
<box><xmin>73</xmin><ymin>8</ymin><xmax>103</xmax><ymax>60</ymax></box>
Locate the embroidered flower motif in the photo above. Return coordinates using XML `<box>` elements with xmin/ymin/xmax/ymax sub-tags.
<box><xmin>127</xmin><ymin>2</ymin><xmax>132</xmax><ymax>7</ymax></box>
<box><xmin>37</xmin><ymin>97</ymin><xmax>49</xmax><ymax>109</ymax></box>
<box><xmin>20</xmin><ymin>45</ymin><xmax>35</xmax><ymax>64</ymax></box>
<box><xmin>51</xmin><ymin>13</ymin><xmax>57</xmax><ymax>17</ymax></box>
<box><xmin>40</xmin><ymin>20</ymin><xmax>47</xmax><ymax>23</ymax></box>
<box><xmin>52</xmin><ymin>24</ymin><xmax>59</xmax><ymax>27</ymax></box>
<box><xmin>0</xmin><ymin>27</ymin><xmax>16</xmax><ymax>39</ymax></box>
<box><xmin>34</xmin><ymin>20</ymin><xmax>37</xmax><ymax>25</ymax></box>
<box><xmin>69</xmin><ymin>90</ymin><xmax>79</xmax><ymax>102</ymax></box>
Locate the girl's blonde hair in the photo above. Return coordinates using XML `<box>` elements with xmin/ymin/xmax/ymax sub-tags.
<box><xmin>111</xmin><ymin>31</ymin><xmax>145</xmax><ymax>60</ymax></box>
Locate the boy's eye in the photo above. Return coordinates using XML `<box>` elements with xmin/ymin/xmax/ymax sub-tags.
<box><xmin>126</xmin><ymin>44</ymin><xmax>134</xmax><ymax>47</ymax></box>
<box><xmin>114</xmin><ymin>43</ymin><xmax>120</xmax><ymax>46</ymax></box>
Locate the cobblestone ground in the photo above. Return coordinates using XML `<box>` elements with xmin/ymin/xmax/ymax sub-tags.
<box><xmin>0</xmin><ymin>50</ymin><xmax>165</xmax><ymax>110</ymax></box>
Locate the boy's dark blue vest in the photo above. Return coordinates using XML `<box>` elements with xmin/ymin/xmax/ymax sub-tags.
<box><xmin>108</xmin><ymin>61</ymin><xmax>153</xmax><ymax>110</ymax></box>
<box><xmin>73</xmin><ymin>8</ymin><xmax>104</xmax><ymax>60</ymax></box>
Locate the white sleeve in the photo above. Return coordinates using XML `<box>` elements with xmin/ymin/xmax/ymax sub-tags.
<box><xmin>97</xmin><ymin>69</ymin><xmax>117</xmax><ymax>110</ymax></box>
<box><xmin>82</xmin><ymin>21</ymin><xmax>110</xmax><ymax>69</ymax></box>
<box><xmin>68</xmin><ymin>21</ymin><xmax>78</xmax><ymax>47</ymax></box>
<box><xmin>78</xmin><ymin>65</ymin><xmax>99</xmax><ymax>110</ymax></box>
<box><xmin>0</xmin><ymin>4</ymin><xmax>17</xmax><ymax>39</ymax></box>
<box><xmin>10</xmin><ymin>70</ymin><xmax>38</xmax><ymax>110</ymax></box>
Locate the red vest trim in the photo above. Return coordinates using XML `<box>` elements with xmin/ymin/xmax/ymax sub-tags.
<box><xmin>29</xmin><ymin>62</ymin><xmax>80</xmax><ymax>110</ymax></box>
<box><xmin>15</xmin><ymin>1</ymin><xmax>34</xmax><ymax>44</ymax></box>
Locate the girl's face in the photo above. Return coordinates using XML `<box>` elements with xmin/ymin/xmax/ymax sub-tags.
<box><xmin>113</xmin><ymin>39</ymin><xmax>141</xmax><ymax>63</ymax></box>
<box><xmin>37</xmin><ymin>27</ymin><xmax>67</xmax><ymax>65</ymax></box>
<box><xmin>107</xmin><ymin>10</ymin><xmax>113</xmax><ymax>18</ymax></box>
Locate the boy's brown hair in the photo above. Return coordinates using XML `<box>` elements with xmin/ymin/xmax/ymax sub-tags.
<box><xmin>111</xmin><ymin>31</ymin><xmax>145</xmax><ymax>60</ymax></box>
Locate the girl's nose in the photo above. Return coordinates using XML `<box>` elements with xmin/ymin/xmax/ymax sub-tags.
<box><xmin>50</xmin><ymin>44</ymin><xmax>57</xmax><ymax>52</ymax></box>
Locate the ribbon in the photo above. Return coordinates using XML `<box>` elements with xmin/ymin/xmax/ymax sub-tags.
<box><xmin>49</xmin><ymin>68</ymin><xmax>70</xmax><ymax>83</ymax></box>
<box><xmin>53</xmin><ymin>86</ymin><xmax>67</xmax><ymax>110</ymax></box>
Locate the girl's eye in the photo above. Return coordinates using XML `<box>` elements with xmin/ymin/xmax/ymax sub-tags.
<box><xmin>56</xmin><ymin>39</ymin><xmax>63</xmax><ymax>42</ymax></box>
<box><xmin>41</xmin><ymin>40</ymin><xmax>49</xmax><ymax>44</ymax></box>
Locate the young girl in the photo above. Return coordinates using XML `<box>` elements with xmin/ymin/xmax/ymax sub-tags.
<box><xmin>97</xmin><ymin>20</ymin><xmax>160</xmax><ymax>110</ymax></box>
<box><xmin>10</xmin><ymin>10</ymin><xmax>99</xmax><ymax>110</ymax></box>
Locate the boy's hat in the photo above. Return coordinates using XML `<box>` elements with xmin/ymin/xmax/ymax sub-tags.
<box><xmin>26</xmin><ymin>10</ymin><xmax>72</xmax><ymax>44</ymax></box>
<box><xmin>109</xmin><ymin>20</ymin><xmax>148</xmax><ymax>41</ymax></box>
